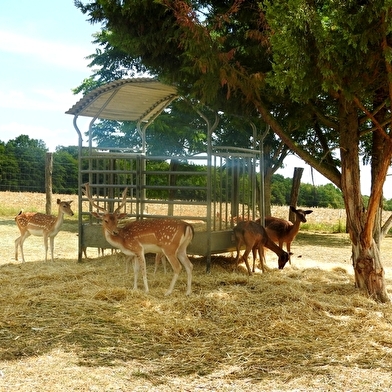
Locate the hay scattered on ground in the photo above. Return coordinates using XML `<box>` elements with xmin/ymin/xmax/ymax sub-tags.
<box><xmin>1</xmin><ymin>192</ymin><xmax>392</xmax><ymax>391</ymax></box>
<box><xmin>1</xmin><ymin>249</ymin><xmax>392</xmax><ymax>391</ymax></box>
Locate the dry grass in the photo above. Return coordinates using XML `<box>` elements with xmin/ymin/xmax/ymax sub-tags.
<box><xmin>1</xmin><ymin>192</ymin><xmax>392</xmax><ymax>391</ymax></box>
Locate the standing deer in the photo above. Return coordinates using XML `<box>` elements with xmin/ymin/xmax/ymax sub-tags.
<box><xmin>262</xmin><ymin>206</ymin><xmax>313</xmax><ymax>263</ymax></box>
<box><xmin>233</xmin><ymin>220</ymin><xmax>289</xmax><ymax>275</ymax></box>
<box><xmin>15</xmin><ymin>199</ymin><xmax>74</xmax><ymax>262</ymax></box>
<box><xmin>83</xmin><ymin>183</ymin><xmax>193</xmax><ymax>296</ymax></box>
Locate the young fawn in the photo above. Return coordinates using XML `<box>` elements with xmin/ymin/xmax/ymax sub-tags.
<box><xmin>233</xmin><ymin>220</ymin><xmax>289</xmax><ymax>275</ymax></box>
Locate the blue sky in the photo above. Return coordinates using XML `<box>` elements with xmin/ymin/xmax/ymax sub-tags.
<box><xmin>0</xmin><ymin>0</ymin><xmax>97</xmax><ymax>151</ymax></box>
<box><xmin>1</xmin><ymin>1</ymin><xmax>390</xmax><ymax>197</ymax></box>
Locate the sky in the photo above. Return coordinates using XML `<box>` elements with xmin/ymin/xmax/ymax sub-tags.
<box><xmin>1</xmin><ymin>1</ymin><xmax>391</xmax><ymax>198</ymax></box>
<box><xmin>0</xmin><ymin>0</ymin><xmax>96</xmax><ymax>151</ymax></box>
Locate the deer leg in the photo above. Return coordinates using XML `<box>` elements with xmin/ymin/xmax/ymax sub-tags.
<box><xmin>241</xmin><ymin>248</ymin><xmax>253</xmax><ymax>276</ymax></box>
<box><xmin>176</xmin><ymin>247</ymin><xmax>193</xmax><ymax>296</ymax></box>
<box><xmin>252</xmin><ymin>245</ymin><xmax>258</xmax><ymax>272</ymax></box>
<box><xmin>17</xmin><ymin>232</ymin><xmax>30</xmax><ymax>263</ymax></box>
<box><xmin>154</xmin><ymin>252</ymin><xmax>167</xmax><ymax>274</ymax></box>
<box><xmin>132</xmin><ymin>257</ymin><xmax>139</xmax><ymax>290</ymax></box>
<box><xmin>163</xmin><ymin>252</ymin><xmax>183</xmax><ymax>296</ymax></box>
<box><xmin>15</xmin><ymin>236</ymin><xmax>21</xmax><ymax>261</ymax></box>
<box><xmin>286</xmin><ymin>242</ymin><xmax>292</xmax><ymax>264</ymax></box>
<box><xmin>125</xmin><ymin>256</ymin><xmax>133</xmax><ymax>274</ymax></box>
<box><xmin>258</xmin><ymin>245</ymin><xmax>266</xmax><ymax>273</ymax></box>
<box><xmin>41</xmin><ymin>234</ymin><xmax>49</xmax><ymax>262</ymax></box>
<box><xmin>49</xmin><ymin>236</ymin><xmax>55</xmax><ymax>262</ymax></box>
<box><xmin>133</xmin><ymin>254</ymin><xmax>149</xmax><ymax>293</ymax></box>
<box><xmin>162</xmin><ymin>255</ymin><xmax>167</xmax><ymax>274</ymax></box>
<box><xmin>234</xmin><ymin>237</ymin><xmax>243</xmax><ymax>269</ymax></box>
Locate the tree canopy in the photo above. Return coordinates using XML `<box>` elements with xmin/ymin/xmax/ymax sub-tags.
<box><xmin>75</xmin><ymin>0</ymin><xmax>392</xmax><ymax>301</ymax></box>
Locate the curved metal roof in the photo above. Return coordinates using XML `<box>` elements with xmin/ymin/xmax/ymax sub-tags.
<box><xmin>65</xmin><ymin>78</ymin><xmax>178</xmax><ymax>123</ymax></box>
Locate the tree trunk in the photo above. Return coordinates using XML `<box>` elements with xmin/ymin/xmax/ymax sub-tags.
<box><xmin>256</xmin><ymin>96</ymin><xmax>391</xmax><ymax>302</ymax></box>
<box><xmin>339</xmin><ymin>95</ymin><xmax>390</xmax><ymax>303</ymax></box>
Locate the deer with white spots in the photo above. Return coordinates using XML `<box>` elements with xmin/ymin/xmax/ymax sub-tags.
<box><xmin>15</xmin><ymin>199</ymin><xmax>74</xmax><ymax>262</ymax></box>
<box><xmin>83</xmin><ymin>183</ymin><xmax>194</xmax><ymax>296</ymax></box>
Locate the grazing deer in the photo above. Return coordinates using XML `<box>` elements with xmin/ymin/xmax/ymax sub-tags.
<box><xmin>261</xmin><ymin>206</ymin><xmax>313</xmax><ymax>262</ymax></box>
<box><xmin>15</xmin><ymin>199</ymin><xmax>74</xmax><ymax>262</ymax></box>
<box><xmin>83</xmin><ymin>183</ymin><xmax>193</xmax><ymax>295</ymax></box>
<box><xmin>233</xmin><ymin>220</ymin><xmax>289</xmax><ymax>275</ymax></box>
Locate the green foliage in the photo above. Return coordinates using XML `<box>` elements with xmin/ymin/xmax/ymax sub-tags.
<box><xmin>3</xmin><ymin>133</ymin><xmax>392</xmax><ymax>215</ymax></box>
<box><xmin>53</xmin><ymin>147</ymin><xmax>79</xmax><ymax>193</ymax></box>
<box><xmin>0</xmin><ymin>134</ymin><xmax>352</xmax><ymax>209</ymax></box>
<box><xmin>299</xmin><ymin>183</ymin><xmax>344</xmax><ymax>208</ymax></box>
<box><xmin>1</xmin><ymin>135</ymin><xmax>47</xmax><ymax>192</ymax></box>
<box><xmin>270</xmin><ymin>174</ymin><xmax>345</xmax><ymax>208</ymax></box>
<box><xmin>73</xmin><ymin>1</ymin><xmax>392</xmax><ymax>213</ymax></box>
<box><xmin>384</xmin><ymin>198</ymin><xmax>392</xmax><ymax>211</ymax></box>
<box><xmin>270</xmin><ymin>174</ymin><xmax>292</xmax><ymax>205</ymax></box>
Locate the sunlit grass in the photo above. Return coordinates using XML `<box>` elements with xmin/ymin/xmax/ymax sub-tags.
<box><xmin>302</xmin><ymin>220</ymin><xmax>347</xmax><ymax>233</ymax></box>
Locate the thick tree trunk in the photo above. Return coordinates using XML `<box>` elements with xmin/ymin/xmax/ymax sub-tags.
<box><xmin>352</xmin><ymin>241</ymin><xmax>388</xmax><ymax>302</ymax></box>
<box><xmin>339</xmin><ymin>95</ymin><xmax>390</xmax><ymax>303</ymax></box>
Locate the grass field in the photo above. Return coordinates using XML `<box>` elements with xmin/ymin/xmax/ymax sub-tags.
<box><xmin>1</xmin><ymin>192</ymin><xmax>392</xmax><ymax>391</ymax></box>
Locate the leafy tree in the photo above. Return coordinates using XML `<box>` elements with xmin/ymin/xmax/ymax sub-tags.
<box><xmin>53</xmin><ymin>147</ymin><xmax>79</xmax><ymax>193</ymax></box>
<box><xmin>270</xmin><ymin>174</ymin><xmax>292</xmax><ymax>206</ymax></box>
<box><xmin>0</xmin><ymin>142</ymin><xmax>17</xmax><ymax>190</ymax></box>
<box><xmin>75</xmin><ymin>0</ymin><xmax>392</xmax><ymax>301</ymax></box>
<box><xmin>73</xmin><ymin>7</ymin><xmax>289</xmax><ymax>213</ymax></box>
<box><xmin>6</xmin><ymin>135</ymin><xmax>47</xmax><ymax>192</ymax></box>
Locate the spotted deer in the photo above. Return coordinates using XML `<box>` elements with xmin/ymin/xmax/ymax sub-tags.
<box><xmin>233</xmin><ymin>220</ymin><xmax>289</xmax><ymax>275</ymax></box>
<box><xmin>83</xmin><ymin>183</ymin><xmax>193</xmax><ymax>295</ymax></box>
<box><xmin>15</xmin><ymin>199</ymin><xmax>74</xmax><ymax>262</ymax></box>
<box><xmin>261</xmin><ymin>206</ymin><xmax>313</xmax><ymax>263</ymax></box>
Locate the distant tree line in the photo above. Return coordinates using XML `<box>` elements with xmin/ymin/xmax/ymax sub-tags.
<box><xmin>1</xmin><ymin>135</ymin><xmax>391</xmax><ymax>210</ymax></box>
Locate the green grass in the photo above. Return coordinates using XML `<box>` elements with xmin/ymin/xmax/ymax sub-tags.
<box><xmin>302</xmin><ymin>220</ymin><xmax>347</xmax><ymax>234</ymax></box>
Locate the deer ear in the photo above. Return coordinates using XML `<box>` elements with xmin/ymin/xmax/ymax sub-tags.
<box><xmin>290</xmin><ymin>206</ymin><xmax>297</xmax><ymax>212</ymax></box>
<box><xmin>306</xmin><ymin>210</ymin><xmax>313</xmax><ymax>214</ymax></box>
<box><xmin>116</xmin><ymin>213</ymin><xmax>128</xmax><ymax>220</ymax></box>
<box><xmin>91</xmin><ymin>211</ymin><xmax>103</xmax><ymax>219</ymax></box>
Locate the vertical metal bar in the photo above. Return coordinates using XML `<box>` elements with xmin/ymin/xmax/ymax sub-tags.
<box><xmin>73</xmin><ymin>115</ymin><xmax>84</xmax><ymax>262</ymax></box>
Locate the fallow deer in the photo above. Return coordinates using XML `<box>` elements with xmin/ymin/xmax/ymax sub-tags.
<box><xmin>261</xmin><ymin>206</ymin><xmax>313</xmax><ymax>263</ymax></box>
<box><xmin>83</xmin><ymin>183</ymin><xmax>193</xmax><ymax>295</ymax></box>
<box><xmin>233</xmin><ymin>220</ymin><xmax>289</xmax><ymax>275</ymax></box>
<box><xmin>15</xmin><ymin>199</ymin><xmax>74</xmax><ymax>262</ymax></box>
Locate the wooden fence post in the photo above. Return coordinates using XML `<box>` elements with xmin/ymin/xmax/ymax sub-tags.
<box><xmin>45</xmin><ymin>152</ymin><xmax>53</xmax><ymax>214</ymax></box>
<box><xmin>289</xmin><ymin>167</ymin><xmax>304</xmax><ymax>222</ymax></box>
